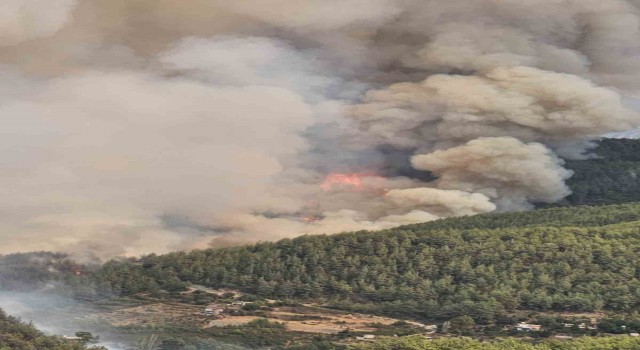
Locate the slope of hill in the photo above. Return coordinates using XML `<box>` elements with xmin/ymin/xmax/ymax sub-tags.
<box><xmin>2</xmin><ymin>139</ymin><xmax>640</xmax><ymax>341</ymax></box>
<box><xmin>352</xmin><ymin>335</ymin><xmax>640</xmax><ymax>350</ymax></box>
<box><xmin>1</xmin><ymin>140</ymin><xmax>640</xmax><ymax>348</ymax></box>
<box><xmin>85</xmin><ymin>202</ymin><xmax>640</xmax><ymax>324</ymax></box>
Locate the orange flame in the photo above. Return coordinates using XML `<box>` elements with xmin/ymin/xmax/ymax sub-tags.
<box><xmin>320</xmin><ymin>172</ymin><xmax>388</xmax><ymax>192</ymax></box>
<box><xmin>321</xmin><ymin>173</ymin><xmax>365</xmax><ymax>191</ymax></box>
<box><xmin>302</xmin><ymin>216</ymin><xmax>320</xmax><ymax>223</ymax></box>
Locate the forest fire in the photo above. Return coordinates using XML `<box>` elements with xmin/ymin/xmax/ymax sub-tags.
<box><xmin>319</xmin><ymin>172</ymin><xmax>391</xmax><ymax>197</ymax></box>
<box><xmin>321</xmin><ymin>173</ymin><xmax>372</xmax><ymax>192</ymax></box>
<box><xmin>302</xmin><ymin>216</ymin><xmax>321</xmax><ymax>223</ymax></box>
<box><xmin>320</xmin><ymin>173</ymin><xmax>365</xmax><ymax>191</ymax></box>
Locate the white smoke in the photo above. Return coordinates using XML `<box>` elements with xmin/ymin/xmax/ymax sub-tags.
<box><xmin>350</xmin><ymin>66</ymin><xmax>636</xmax><ymax>150</ymax></box>
<box><xmin>384</xmin><ymin>188</ymin><xmax>496</xmax><ymax>216</ymax></box>
<box><xmin>0</xmin><ymin>0</ymin><xmax>640</xmax><ymax>258</ymax></box>
<box><xmin>0</xmin><ymin>64</ymin><xmax>315</xmax><ymax>257</ymax></box>
<box><xmin>412</xmin><ymin>137</ymin><xmax>573</xmax><ymax>209</ymax></box>
<box><xmin>0</xmin><ymin>0</ymin><xmax>77</xmax><ymax>46</ymax></box>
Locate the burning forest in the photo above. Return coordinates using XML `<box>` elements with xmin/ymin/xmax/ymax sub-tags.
<box><xmin>0</xmin><ymin>0</ymin><xmax>640</xmax><ymax>259</ymax></box>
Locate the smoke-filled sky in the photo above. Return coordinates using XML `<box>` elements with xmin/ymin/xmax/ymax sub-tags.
<box><xmin>2</xmin><ymin>0</ymin><xmax>640</xmax><ymax>260</ymax></box>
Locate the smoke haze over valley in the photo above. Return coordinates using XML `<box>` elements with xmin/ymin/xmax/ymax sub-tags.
<box><xmin>2</xmin><ymin>0</ymin><xmax>640</xmax><ymax>260</ymax></box>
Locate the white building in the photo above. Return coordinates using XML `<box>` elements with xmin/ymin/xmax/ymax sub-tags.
<box><xmin>63</xmin><ymin>336</ymin><xmax>83</xmax><ymax>341</ymax></box>
<box><xmin>356</xmin><ymin>334</ymin><xmax>376</xmax><ymax>341</ymax></box>
<box><xmin>516</xmin><ymin>323</ymin><xmax>542</xmax><ymax>331</ymax></box>
<box><xmin>204</xmin><ymin>307</ymin><xmax>224</xmax><ymax>316</ymax></box>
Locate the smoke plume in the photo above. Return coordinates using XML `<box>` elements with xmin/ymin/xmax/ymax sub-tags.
<box><xmin>0</xmin><ymin>0</ymin><xmax>77</xmax><ymax>46</ymax></box>
<box><xmin>1</xmin><ymin>0</ymin><xmax>640</xmax><ymax>258</ymax></box>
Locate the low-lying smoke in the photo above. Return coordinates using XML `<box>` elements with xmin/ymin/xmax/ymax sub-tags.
<box><xmin>1</xmin><ymin>0</ymin><xmax>640</xmax><ymax>259</ymax></box>
<box><xmin>0</xmin><ymin>292</ymin><xmax>129</xmax><ymax>349</ymax></box>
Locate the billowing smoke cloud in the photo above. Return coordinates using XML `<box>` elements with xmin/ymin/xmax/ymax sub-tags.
<box><xmin>0</xmin><ymin>0</ymin><xmax>77</xmax><ymax>46</ymax></box>
<box><xmin>384</xmin><ymin>188</ymin><xmax>496</xmax><ymax>217</ymax></box>
<box><xmin>350</xmin><ymin>66</ymin><xmax>637</xmax><ymax>149</ymax></box>
<box><xmin>412</xmin><ymin>137</ymin><xmax>573</xmax><ymax>209</ymax></box>
<box><xmin>1</xmin><ymin>0</ymin><xmax>640</xmax><ymax>258</ymax></box>
<box><xmin>0</xmin><ymin>65</ymin><xmax>314</xmax><ymax>258</ymax></box>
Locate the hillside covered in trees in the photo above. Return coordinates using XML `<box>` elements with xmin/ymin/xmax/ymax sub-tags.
<box><xmin>64</xmin><ymin>202</ymin><xmax>640</xmax><ymax>324</ymax></box>
<box><xmin>1</xmin><ymin>138</ymin><xmax>640</xmax><ymax>332</ymax></box>
<box><xmin>352</xmin><ymin>335</ymin><xmax>640</xmax><ymax>350</ymax></box>
<box><xmin>1</xmin><ymin>139</ymin><xmax>640</xmax><ymax>348</ymax></box>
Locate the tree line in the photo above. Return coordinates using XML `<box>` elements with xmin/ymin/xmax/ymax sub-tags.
<box><xmin>350</xmin><ymin>335</ymin><xmax>640</xmax><ymax>350</ymax></box>
<box><xmin>60</xmin><ymin>203</ymin><xmax>640</xmax><ymax>323</ymax></box>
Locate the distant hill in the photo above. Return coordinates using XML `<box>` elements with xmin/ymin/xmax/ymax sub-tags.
<box><xmin>561</xmin><ymin>138</ymin><xmax>640</xmax><ymax>205</ymax></box>
<box><xmin>86</xmin><ymin>202</ymin><xmax>640</xmax><ymax>323</ymax></box>
<box><xmin>0</xmin><ymin>252</ymin><xmax>86</xmax><ymax>292</ymax></box>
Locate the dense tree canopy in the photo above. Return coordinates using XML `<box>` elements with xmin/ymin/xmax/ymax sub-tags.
<box><xmin>350</xmin><ymin>335</ymin><xmax>640</xmax><ymax>350</ymax></box>
<box><xmin>79</xmin><ymin>203</ymin><xmax>640</xmax><ymax>322</ymax></box>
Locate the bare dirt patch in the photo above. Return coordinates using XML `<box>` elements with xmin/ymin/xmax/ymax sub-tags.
<box><xmin>91</xmin><ymin>295</ymin><xmax>431</xmax><ymax>337</ymax></box>
<box><xmin>200</xmin><ymin>305</ymin><xmax>421</xmax><ymax>334</ymax></box>
<box><xmin>206</xmin><ymin>316</ymin><xmax>262</xmax><ymax>327</ymax></box>
<box><xmin>98</xmin><ymin>302</ymin><xmax>204</xmax><ymax>327</ymax></box>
